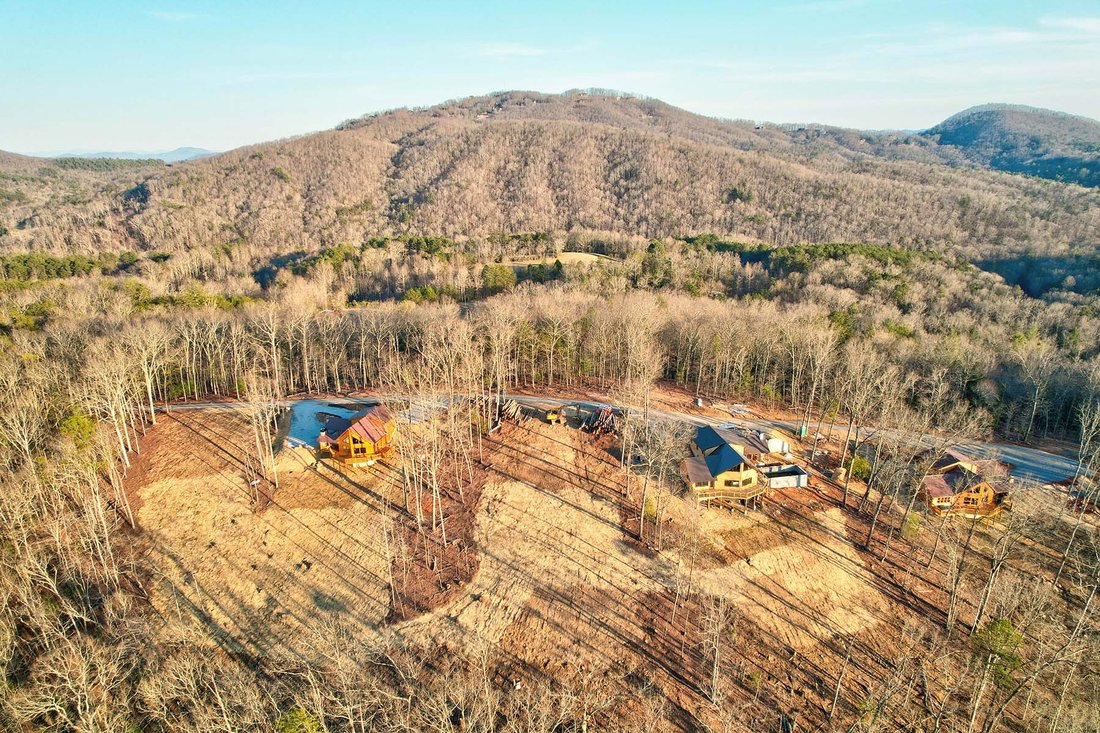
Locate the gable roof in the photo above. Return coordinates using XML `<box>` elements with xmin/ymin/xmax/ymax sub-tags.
<box><xmin>928</xmin><ymin>446</ymin><xmax>1011</xmax><ymax>484</ymax></box>
<box><xmin>932</xmin><ymin>447</ymin><xmax>975</xmax><ymax>471</ymax></box>
<box><xmin>923</xmin><ymin>467</ymin><xmax>983</xmax><ymax>498</ymax></box>
<box><xmin>695</xmin><ymin>424</ymin><xmax>770</xmax><ymax>453</ymax></box>
<box><xmin>922</xmin><ymin>474</ymin><xmax>954</xmax><ymax>499</ymax></box>
<box><xmin>694</xmin><ymin>425</ymin><xmax>730</xmax><ymax>453</ymax></box>
<box><xmin>319</xmin><ymin>405</ymin><xmax>394</xmax><ymax>446</ymax></box>
<box><xmin>682</xmin><ymin>456</ymin><xmax>713</xmax><ymax>485</ymax></box>
<box><xmin>922</xmin><ymin>460</ymin><xmax>1012</xmax><ymax>499</ymax></box>
<box><xmin>319</xmin><ymin>416</ymin><xmax>353</xmax><ymax>443</ymax></box>
<box><xmin>704</xmin><ymin>443</ymin><xmax>751</xmax><ymax>477</ymax></box>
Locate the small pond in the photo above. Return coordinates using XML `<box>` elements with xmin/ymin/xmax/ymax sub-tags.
<box><xmin>285</xmin><ymin>399</ymin><xmax>375</xmax><ymax>448</ymax></box>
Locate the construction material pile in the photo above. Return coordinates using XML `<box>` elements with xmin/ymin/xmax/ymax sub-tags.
<box><xmin>497</xmin><ymin>399</ymin><xmax>529</xmax><ymax>425</ymax></box>
<box><xmin>581</xmin><ymin>406</ymin><xmax>618</xmax><ymax>434</ymax></box>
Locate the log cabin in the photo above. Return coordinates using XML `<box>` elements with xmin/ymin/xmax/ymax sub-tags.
<box><xmin>318</xmin><ymin>405</ymin><xmax>396</xmax><ymax>466</ymax></box>
<box><xmin>919</xmin><ymin>448</ymin><xmax>1010</xmax><ymax>517</ymax></box>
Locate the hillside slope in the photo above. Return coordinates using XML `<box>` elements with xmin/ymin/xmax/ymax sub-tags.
<box><xmin>928</xmin><ymin>103</ymin><xmax>1100</xmax><ymax>187</ymax></box>
<box><xmin>1</xmin><ymin>91</ymin><xmax>1098</xmax><ymax>265</ymax></box>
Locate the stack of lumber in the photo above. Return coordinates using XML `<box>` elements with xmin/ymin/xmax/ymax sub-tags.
<box><xmin>498</xmin><ymin>399</ymin><xmax>528</xmax><ymax>424</ymax></box>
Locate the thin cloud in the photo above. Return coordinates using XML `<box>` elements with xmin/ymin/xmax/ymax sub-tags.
<box><xmin>1040</xmin><ymin>16</ymin><xmax>1100</xmax><ymax>34</ymax></box>
<box><xmin>663</xmin><ymin>14</ymin><xmax>1100</xmax><ymax>99</ymax></box>
<box><xmin>671</xmin><ymin>14</ymin><xmax>1099</xmax><ymax>79</ymax></box>
<box><xmin>848</xmin><ymin>18</ymin><xmax>1100</xmax><ymax>61</ymax></box>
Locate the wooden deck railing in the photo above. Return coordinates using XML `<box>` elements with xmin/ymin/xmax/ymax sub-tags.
<box><xmin>693</xmin><ymin>482</ymin><xmax>767</xmax><ymax>504</ymax></box>
<box><xmin>931</xmin><ymin>501</ymin><xmax>1005</xmax><ymax>518</ymax></box>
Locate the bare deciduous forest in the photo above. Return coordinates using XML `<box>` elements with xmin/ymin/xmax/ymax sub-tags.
<box><xmin>0</xmin><ymin>91</ymin><xmax>1098</xmax><ymax>732</ymax></box>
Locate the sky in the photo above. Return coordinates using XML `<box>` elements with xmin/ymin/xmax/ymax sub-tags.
<box><xmin>2</xmin><ymin>0</ymin><xmax>1100</xmax><ymax>153</ymax></box>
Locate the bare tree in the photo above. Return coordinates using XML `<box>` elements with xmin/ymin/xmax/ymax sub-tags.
<box><xmin>1012</xmin><ymin>335</ymin><xmax>1057</xmax><ymax>443</ymax></box>
<box><xmin>243</xmin><ymin>371</ymin><xmax>281</xmax><ymax>501</ymax></box>
<box><xmin>124</xmin><ymin>319</ymin><xmax>172</xmax><ymax>424</ymax></box>
<box><xmin>701</xmin><ymin>595</ymin><xmax>735</xmax><ymax>703</ymax></box>
<box><xmin>1056</xmin><ymin>391</ymin><xmax>1100</xmax><ymax>584</ymax></box>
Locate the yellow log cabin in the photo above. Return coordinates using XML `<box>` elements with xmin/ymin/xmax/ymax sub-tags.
<box><xmin>318</xmin><ymin>405</ymin><xmax>396</xmax><ymax>466</ymax></box>
<box><xmin>919</xmin><ymin>448</ymin><xmax>1010</xmax><ymax>518</ymax></box>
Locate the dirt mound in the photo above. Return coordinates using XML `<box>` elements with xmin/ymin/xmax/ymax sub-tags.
<box><xmin>694</xmin><ymin>508</ymin><xmax>892</xmax><ymax>650</ymax></box>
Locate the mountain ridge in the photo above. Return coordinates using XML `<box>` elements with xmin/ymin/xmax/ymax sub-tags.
<box><xmin>8</xmin><ymin>90</ymin><xmax>1098</xmax><ymax>179</ymax></box>
<box><xmin>1</xmin><ymin>91</ymin><xmax>1097</xmax><ymax>270</ymax></box>
<box><xmin>25</xmin><ymin>146</ymin><xmax>217</xmax><ymax>164</ymax></box>
<box><xmin>926</xmin><ymin>103</ymin><xmax>1100</xmax><ymax>187</ymax></box>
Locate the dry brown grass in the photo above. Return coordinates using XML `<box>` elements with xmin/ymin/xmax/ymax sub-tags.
<box><xmin>125</xmin><ymin>404</ymin><xmax>1098</xmax><ymax>731</ymax></box>
<box><xmin>134</xmin><ymin>409</ymin><xmax>393</xmax><ymax>662</ymax></box>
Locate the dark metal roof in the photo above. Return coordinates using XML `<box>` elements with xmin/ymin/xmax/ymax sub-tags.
<box><xmin>932</xmin><ymin>447</ymin><xmax>975</xmax><ymax>471</ymax></box>
<box><xmin>704</xmin><ymin>443</ymin><xmax>750</xmax><ymax>477</ymax></box>
<box><xmin>693</xmin><ymin>425</ymin><xmax>728</xmax><ymax>453</ymax></box>
<box><xmin>695</xmin><ymin>425</ymin><xmax>771</xmax><ymax>456</ymax></box>
<box><xmin>319</xmin><ymin>416</ymin><xmax>353</xmax><ymax>443</ymax></box>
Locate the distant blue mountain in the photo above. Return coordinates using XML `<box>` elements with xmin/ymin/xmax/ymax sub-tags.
<box><xmin>33</xmin><ymin>147</ymin><xmax>217</xmax><ymax>163</ymax></box>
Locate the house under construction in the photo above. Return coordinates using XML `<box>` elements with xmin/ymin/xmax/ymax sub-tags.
<box><xmin>681</xmin><ymin>425</ymin><xmax>767</xmax><ymax>508</ymax></box>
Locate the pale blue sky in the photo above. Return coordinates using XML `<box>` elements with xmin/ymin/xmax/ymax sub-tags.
<box><xmin>2</xmin><ymin>0</ymin><xmax>1099</xmax><ymax>153</ymax></box>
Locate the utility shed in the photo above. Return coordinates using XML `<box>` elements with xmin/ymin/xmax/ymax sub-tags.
<box><xmin>318</xmin><ymin>405</ymin><xmax>396</xmax><ymax>466</ymax></box>
<box><xmin>760</xmin><ymin>463</ymin><xmax>809</xmax><ymax>488</ymax></box>
<box><xmin>761</xmin><ymin>429</ymin><xmax>790</xmax><ymax>455</ymax></box>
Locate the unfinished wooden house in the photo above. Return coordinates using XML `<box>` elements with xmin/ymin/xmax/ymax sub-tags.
<box><xmin>682</xmin><ymin>426</ymin><xmax>766</xmax><ymax>508</ymax></box>
<box><xmin>318</xmin><ymin>405</ymin><xmax>396</xmax><ymax>466</ymax></box>
<box><xmin>919</xmin><ymin>448</ymin><xmax>1010</xmax><ymax>517</ymax></box>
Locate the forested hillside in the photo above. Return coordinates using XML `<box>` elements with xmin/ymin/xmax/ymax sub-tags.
<box><xmin>1</xmin><ymin>92</ymin><xmax>1099</xmax><ymax>441</ymax></box>
<box><xmin>929</xmin><ymin>104</ymin><xmax>1100</xmax><ymax>188</ymax></box>
<box><xmin>1</xmin><ymin>91</ymin><xmax>1097</xmax><ymax>266</ymax></box>
<box><xmin>2</xmin><ymin>90</ymin><xmax>1100</xmax><ymax>732</ymax></box>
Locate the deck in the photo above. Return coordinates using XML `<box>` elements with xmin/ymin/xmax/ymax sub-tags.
<box><xmin>693</xmin><ymin>482</ymin><xmax>768</xmax><ymax>506</ymax></box>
